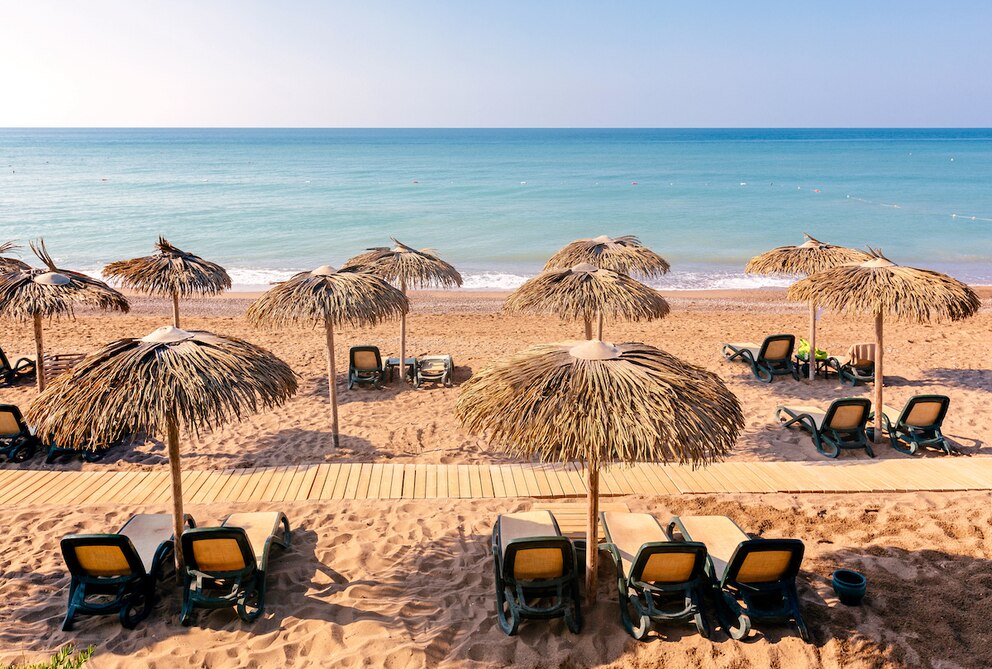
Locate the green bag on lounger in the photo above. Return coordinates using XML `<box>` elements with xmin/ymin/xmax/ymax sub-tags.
<box><xmin>796</xmin><ymin>338</ymin><xmax>827</xmax><ymax>361</ymax></box>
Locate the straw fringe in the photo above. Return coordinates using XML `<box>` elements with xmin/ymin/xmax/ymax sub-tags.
<box><xmin>457</xmin><ymin>341</ymin><xmax>742</xmax><ymax>467</ymax></box>
<box><xmin>27</xmin><ymin>331</ymin><xmax>297</xmax><ymax>449</ymax></box>
<box><xmin>342</xmin><ymin>238</ymin><xmax>462</xmax><ymax>289</ymax></box>
<box><xmin>103</xmin><ymin>237</ymin><xmax>232</xmax><ymax>298</ymax></box>
<box><xmin>504</xmin><ymin>266</ymin><xmax>670</xmax><ymax>322</ymax></box>
<box><xmin>745</xmin><ymin>234</ymin><xmax>871</xmax><ymax>276</ymax></box>
<box><xmin>787</xmin><ymin>250</ymin><xmax>981</xmax><ymax>323</ymax></box>
<box><xmin>544</xmin><ymin>236</ymin><xmax>670</xmax><ymax>278</ymax></box>
<box><xmin>0</xmin><ymin>241</ymin><xmax>30</xmax><ymax>272</ymax></box>
<box><xmin>245</xmin><ymin>267</ymin><xmax>408</xmax><ymax>328</ymax></box>
<box><xmin>0</xmin><ymin>240</ymin><xmax>130</xmax><ymax>321</ymax></box>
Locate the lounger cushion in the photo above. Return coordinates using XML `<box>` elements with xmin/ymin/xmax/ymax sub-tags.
<box><xmin>190</xmin><ymin>537</ymin><xmax>247</xmax><ymax>572</ymax></box>
<box><xmin>736</xmin><ymin>550</ymin><xmax>795</xmax><ymax>583</ymax></box>
<box><xmin>904</xmin><ymin>401</ymin><xmax>943</xmax><ymax>427</ymax></box>
<box><xmin>676</xmin><ymin>516</ymin><xmax>748</xmax><ymax>582</ymax></box>
<box><xmin>74</xmin><ymin>545</ymin><xmax>134</xmax><ymax>577</ymax></box>
<box><xmin>119</xmin><ymin>514</ymin><xmax>174</xmax><ymax>573</ymax></box>
<box><xmin>602</xmin><ymin>512</ymin><xmax>696</xmax><ymax>582</ymax></box>
<box><xmin>224</xmin><ymin>512</ymin><xmax>283</xmax><ymax>565</ymax></box>
<box><xmin>763</xmin><ymin>339</ymin><xmax>792</xmax><ymax>360</ymax></box>
<box><xmin>498</xmin><ymin>511</ymin><xmax>563</xmax><ymax>580</ymax></box>
<box><xmin>353</xmin><ymin>351</ymin><xmax>379</xmax><ymax>371</ymax></box>
<box><xmin>726</xmin><ymin>342</ymin><xmax>761</xmax><ymax>356</ymax></box>
<box><xmin>0</xmin><ymin>410</ymin><xmax>22</xmax><ymax>436</ymax></box>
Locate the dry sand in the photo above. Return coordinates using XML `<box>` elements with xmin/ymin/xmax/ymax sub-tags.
<box><xmin>0</xmin><ymin>289</ymin><xmax>990</xmax><ymax>667</ymax></box>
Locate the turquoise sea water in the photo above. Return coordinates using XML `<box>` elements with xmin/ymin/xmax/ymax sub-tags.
<box><xmin>2</xmin><ymin>128</ymin><xmax>991</xmax><ymax>290</ymax></box>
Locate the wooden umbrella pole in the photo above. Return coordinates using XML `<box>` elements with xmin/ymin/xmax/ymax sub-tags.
<box><xmin>873</xmin><ymin>312</ymin><xmax>884</xmax><ymax>443</ymax></box>
<box><xmin>33</xmin><ymin>312</ymin><xmax>46</xmax><ymax>392</ymax></box>
<box><xmin>325</xmin><ymin>317</ymin><xmax>340</xmax><ymax>448</ymax></box>
<box><xmin>808</xmin><ymin>301</ymin><xmax>817</xmax><ymax>381</ymax></box>
<box><xmin>172</xmin><ymin>292</ymin><xmax>181</xmax><ymax>329</ymax></box>
<box><xmin>166</xmin><ymin>413</ymin><xmax>186</xmax><ymax>573</ymax></box>
<box><xmin>399</xmin><ymin>279</ymin><xmax>408</xmax><ymax>384</ymax></box>
<box><xmin>597</xmin><ymin>311</ymin><xmax>604</xmax><ymax>340</ymax></box>
<box><xmin>583</xmin><ymin>315</ymin><xmax>592</xmax><ymax>340</ymax></box>
<box><xmin>585</xmin><ymin>462</ymin><xmax>599</xmax><ymax>603</ymax></box>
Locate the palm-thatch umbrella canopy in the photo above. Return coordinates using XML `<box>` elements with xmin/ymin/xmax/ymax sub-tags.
<box><xmin>746</xmin><ymin>234</ymin><xmax>871</xmax><ymax>379</ymax></box>
<box><xmin>0</xmin><ymin>240</ymin><xmax>129</xmax><ymax>392</ymax></box>
<box><xmin>103</xmin><ymin>237</ymin><xmax>232</xmax><ymax>328</ymax></box>
<box><xmin>505</xmin><ymin>263</ymin><xmax>670</xmax><ymax>340</ymax></box>
<box><xmin>27</xmin><ymin>326</ymin><xmax>296</xmax><ymax>568</ymax></box>
<box><xmin>545</xmin><ymin>235</ymin><xmax>671</xmax><ymax>278</ymax></box>
<box><xmin>246</xmin><ymin>265</ymin><xmax>408</xmax><ymax>447</ymax></box>
<box><xmin>458</xmin><ymin>339</ymin><xmax>743</xmax><ymax>599</ymax></box>
<box><xmin>788</xmin><ymin>249</ymin><xmax>980</xmax><ymax>440</ymax></box>
<box><xmin>342</xmin><ymin>239</ymin><xmax>462</xmax><ymax>384</ymax></box>
<box><xmin>0</xmin><ymin>242</ymin><xmax>30</xmax><ymax>273</ymax></box>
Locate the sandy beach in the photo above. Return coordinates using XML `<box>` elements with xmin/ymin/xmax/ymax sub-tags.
<box><xmin>1</xmin><ymin>288</ymin><xmax>990</xmax><ymax>668</ymax></box>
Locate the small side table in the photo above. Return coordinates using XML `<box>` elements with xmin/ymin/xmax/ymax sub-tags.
<box><xmin>795</xmin><ymin>355</ymin><xmax>833</xmax><ymax>380</ymax></box>
<box><xmin>384</xmin><ymin>357</ymin><xmax>417</xmax><ymax>383</ymax></box>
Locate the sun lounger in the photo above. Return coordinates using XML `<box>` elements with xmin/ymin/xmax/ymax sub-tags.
<box><xmin>0</xmin><ymin>404</ymin><xmax>39</xmax><ymax>462</ymax></box>
<box><xmin>0</xmin><ymin>346</ymin><xmax>35</xmax><ymax>386</ymax></box>
<box><xmin>668</xmin><ymin>515</ymin><xmax>808</xmax><ymax>642</ymax></box>
<box><xmin>722</xmin><ymin>334</ymin><xmax>798</xmax><ymax>383</ymax></box>
<box><xmin>492</xmin><ymin>510</ymin><xmax>581</xmax><ymax>635</ymax></box>
<box><xmin>348</xmin><ymin>345</ymin><xmax>385</xmax><ymax>389</ymax></box>
<box><xmin>872</xmin><ymin>394</ymin><xmax>952</xmax><ymax>455</ymax></box>
<box><xmin>414</xmin><ymin>354</ymin><xmax>453</xmax><ymax>388</ymax></box>
<box><xmin>384</xmin><ymin>356</ymin><xmax>417</xmax><ymax>383</ymax></box>
<box><xmin>600</xmin><ymin>511</ymin><xmax>709</xmax><ymax>639</ymax></box>
<box><xmin>180</xmin><ymin>511</ymin><xmax>291</xmax><ymax>625</ymax></box>
<box><xmin>776</xmin><ymin>398</ymin><xmax>874</xmax><ymax>458</ymax></box>
<box><xmin>61</xmin><ymin>513</ymin><xmax>194</xmax><ymax>630</ymax></box>
<box><xmin>826</xmin><ymin>343</ymin><xmax>875</xmax><ymax>386</ymax></box>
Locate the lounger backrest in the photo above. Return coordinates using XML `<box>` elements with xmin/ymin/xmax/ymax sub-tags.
<box><xmin>823</xmin><ymin>398</ymin><xmax>871</xmax><ymax>431</ymax></box>
<box><xmin>901</xmin><ymin>395</ymin><xmax>949</xmax><ymax>428</ymax></box>
<box><xmin>726</xmin><ymin>539</ymin><xmax>804</xmax><ymax>586</ymax></box>
<box><xmin>350</xmin><ymin>347</ymin><xmax>382</xmax><ymax>372</ymax></box>
<box><xmin>507</xmin><ymin>541</ymin><xmax>567</xmax><ymax>580</ymax></box>
<box><xmin>848</xmin><ymin>343</ymin><xmax>875</xmax><ymax>368</ymax></box>
<box><xmin>760</xmin><ymin>335</ymin><xmax>794</xmax><ymax>362</ymax></box>
<box><xmin>61</xmin><ymin>534</ymin><xmax>146</xmax><ymax>579</ymax></box>
<box><xmin>634</xmin><ymin>543</ymin><xmax>707</xmax><ymax>584</ymax></box>
<box><xmin>498</xmin><ymin>511</ymin><xmax>572</xmax><ymax>581</ymax></box>
<box><xmin>0</xmin><ymin>405</ymin><xmax>25</xmax><ymax>436</ymax></box>
<box><xmin>182</xmin><ymin>527</ymin><xmax>257</xmax><ymax>575</ymax></box>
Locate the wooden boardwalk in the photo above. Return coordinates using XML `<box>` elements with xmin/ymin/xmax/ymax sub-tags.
<box><xmin>1</xmin><ymin>459</ymin><xmax>990</xmax><ymax>508</ymax></box>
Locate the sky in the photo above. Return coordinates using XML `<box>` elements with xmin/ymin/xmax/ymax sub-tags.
<box><xmin>0</xmin><ymin>1</ymin><xmax>989</xmax><ymax>127</ymax></box>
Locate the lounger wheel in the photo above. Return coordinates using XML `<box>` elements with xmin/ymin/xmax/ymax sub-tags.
<box><xmin>726</xmin><ymin>612</ymin><xmax>751</xmax><ymax>641</ymax></box>
<box><xmin>495</xmin><ymin>586</ymin><xmax>520</xmax><ymax>636</ymax></box>
<box><xmin>815</xmin><ymin>439</ymin><xmax>840</xmax><ymax>459</ymax></box>
<box><xmin>10</xmin><ymin>440</ymin><xmax>35</xmax><ymax>463</ymax></box>
<box><xmin>238</xmin><ymin>586</ymin><xmax>264</xmax><ymax>622</ymax></box>
<box><xmin>119</xmin><ymin>591</ymin><xmax>153</xmax><ymax>630</ymax></box>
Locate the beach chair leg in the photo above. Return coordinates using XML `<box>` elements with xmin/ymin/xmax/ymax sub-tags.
<box><xmin>61</xmin><ymin>580</ymin><xmax>82</xmax><ymax>631</ymax></box>
<box><xmin>787</xmin><ymin>584</ymin><xmax>811</xmax><ymax>643</ymax></box>
<box><xmin>690</xmin><ymin>588</ymin><xmax>711</xmax><ymax>638</ymax></box>
<box><xmin>492</xmin><ymin>545</ymin><xmax>519</xmax><ymax>636</ymax></box>
<box><xmin>179</xmin><ymin>574</ymin><xmax>195</xmax><ymax>626</ymax></box>
<box><xmin>119</xmin><ymin>582</ymin><xmax>154</xmax><ymax>629</ymax></box>
<box><xmin>564</xmin><ymin>580</ymin><xmax>582</xmax><ymax>634</ymax></box>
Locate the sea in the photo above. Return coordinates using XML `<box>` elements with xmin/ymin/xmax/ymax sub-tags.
<box><xmin>2</xmin><ymin>128</ymin><xmax>991</xmax><ymax>291</ymax></box>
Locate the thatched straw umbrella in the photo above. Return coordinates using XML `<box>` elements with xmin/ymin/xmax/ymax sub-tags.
<box><xmin>0</xmin><ymin>242</ymin><xmax>30</xmax><ymax>272</ymax></box>
<box><xmin>789</xmin><ymin>250</ymin><xmax>980</xmax><ymax>440</ymax></box>
<box><xmin>246</xmin><ymin>265</ymin><xmax>408</xmax><ymax>447</ymax></box>
<box><xmin>545</xmin><ymin>236</ymin><xmax>670</xmax><ymax>339</ymax></box>
<box><xmin>0</xmin><ymin>241</ymin><xmax>129</xmax><ymax>392</ymax></box>
<box><xmin>505</xmin><ymin>263</ymin><xmax>670</xmax><ymax>340</ymax></box>
<box><xmin>746</xmin><ymin>234</ymin><xmax>870</xmax><ymax>379</ymax></box>
<box><xmin>103</xmin><ymin>237</ymin><xmax>232</xmax><ymax>328</ymax></box>
<box><xmin>343</xmin><ymin>239</ymin><xmax>462</xmax><ymax>384</ymax></box>
<box><xmin>458</xmin><ymin>339</ymin><xmax>743</xmax><ymax>600</ymax></box>
<box><xmin>27</xmin><ymin>326</ymin><xmax>296</xmax><ymax>568</ymax></box>
<box><xmin>545</xmin><ymin>235</ymin><xmax>670</xmax><ymax>278</ymax></box>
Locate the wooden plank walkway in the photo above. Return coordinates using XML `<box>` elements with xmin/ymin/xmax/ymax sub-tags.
<box><xmin>1</xmin><ymin>459</ymin><xmax>991</xmax><ymax>507</ymax></box>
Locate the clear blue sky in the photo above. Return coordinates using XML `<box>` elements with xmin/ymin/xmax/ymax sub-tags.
<box><xmin>1</xmin><ymin>1</ymin><xmax>989</xmax><ymax>127</ymax></box>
